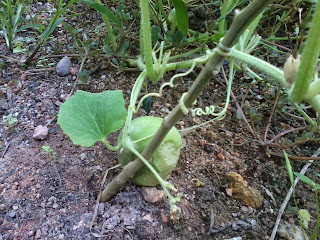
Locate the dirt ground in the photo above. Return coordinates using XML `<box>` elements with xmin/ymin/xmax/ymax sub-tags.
<box><xmin>1</xmin><ymin>2</ymin><xmax>320</xmax><ymax>240</ymax></box>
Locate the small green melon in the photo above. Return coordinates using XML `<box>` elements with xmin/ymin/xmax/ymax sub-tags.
<box><xmin>118</xmin><ymin>116</ymin><xmax>182</xmax><ymax>186</ymax></box>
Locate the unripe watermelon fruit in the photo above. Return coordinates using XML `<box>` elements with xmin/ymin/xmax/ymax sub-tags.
<box><xmin>118</xmin><ymin>116</ymin><xmax>182</xmax><ymax>186</ymax></box>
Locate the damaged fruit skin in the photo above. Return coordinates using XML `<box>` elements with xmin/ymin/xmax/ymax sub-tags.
<box><xmin>118</xmin><ymin>116</ymin><xmax>182</xmax><ymax>186</ymax></box>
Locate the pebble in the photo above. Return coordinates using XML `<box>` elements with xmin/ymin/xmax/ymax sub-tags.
<box><xmin>79</xmin><ymin>153</ymin><xmax>87</xmax><ymax>160</ymax></box>
<box><xmin>97</xmin><ymin>203</ymin><xmax>104</xmax><ymax>216</ymax></box>
<box><xmin>8</xmin><ymin>210</ymin><xmax>16</xmax><ymax>218</ymax></box>
<box><xmin>56</xmin><ymin>56</ymin><xmax>71</xmax><ymax>77</ymax></box>
<box><xmin>141</xmin><ymin>187</ymin><xmax>165</xmax><ymax>203</ymax></box>
<box><xmin>241</xmin><ymin>206</ymin><xmax>248</xmax><ymax>212</ymax></box>
<box><xmin>35</xmin><ymin>229</ymin><xmax>41</xmax><ymax>239</ymax></box>
<box><xmin>0</xmin><ymin>204</ymin><xmax>5</xmax><ymax>211</ymax></box>
<box><xmin>32</xmin><ymin>125</ymin><xmax>49</xmax><ymax>140</ymax></box>
<box><xmin>28</xmin><ymin>230</ymin><xmax>35</xmax><ymax>237</ymax></box>
<box><xmin>141</xmin><ymin>213</ymin><xmax>153</xmax><ymax>223</ymax></box>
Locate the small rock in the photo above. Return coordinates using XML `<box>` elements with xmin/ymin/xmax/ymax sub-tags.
<box><xmin>0</xmin><ymin>184</ymin><xmax>5</xmax><ymax>192</ymax></box>
<box><xmin>0</xmin><ymin>98</ymin><xmax>9</xmax><ymax>110</ymax></box>
<box><xmin>225</xmin><ymin>172</ymin><xmax>263</xmax><ymax>208</ymax></box>
<box><xmin>277</xmin><ymin>221</ymin><xmax>306</xmax><ymax>240</ymax></box>
<box><xmin>141</xmin><ymin>187</ymin><xmax>165</xmax><ymax>203</ymax></box>
<box><xmin>28</xmin><ymin>230</ymin><xmax>35</xmax><ymax>237</ymax></box>
<box><xmin>35</xmin><ymin>229</ymin><xmax>41</xmax><ymax>239</ymax></box>
<box><xmin>59</xmin><ymin>94</ymin><xmax>70</xmax><ymax>102</ymax></box>
<box><xmin>241</xmin><ymin>206</ymin><xmax>248</xmax><ymax>212</ymax></box>
<box><xmin>204</xmin><ymin>144</ymin><xmax>213</xmax><ymax>152</ymax></box>
<box><xmin>56</xmin><ymin>56</ymin><xmax>71</xmax><ymax>77</ymax></box>
<box><xmin>161</xmin><ymin>212</ymin><xmax>169</xmax><ymax>223</ymax></box>
<box><xmin>70</xmin><ymin>68</ymin><xmax>78</xmax><ymax>75</ymax></box>
<box><xmin>97</xmin><ymin>203</ymin><xmax>104</xmax><ymax>216</ymax></box>
<box><xmin>79</xmin><ymin>153</ymin><xmax>87</xmax><ymax>160</ymax></box>
<box><xmin>33</xmin><ymin>125</ymin><xmax>49</xmax><ymax>140</ymax></box>
<box><xmin>141</xmin><ymin>213</ymin><xmax>153</xmax><ymax>223</ymax></box>
<box><xmin>231</xmin><ymin>212</ymin><xmax>238</xmax><ymax>217</ymax></box>
<box><xmin>0</xmin><ymin>204</ymin><xmax>5</xmax><ymax>211</ymax></box>
<box><xmin>8</xmin><ymin>210</ymin><xmax>16</xmax><ymax>218</ymax></box>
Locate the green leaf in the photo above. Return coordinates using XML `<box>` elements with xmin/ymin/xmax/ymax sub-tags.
<box><xmin>294</xmin><ymin>172</ymin><xmax>317</xmax><ymax>189</ymax></box>
<box><xmin>298</xmin><ymin>209</ymin><xmax>311</xmax><ymax>229</ymax></box>
<box><xmin>80</xmin><ymin>0</ymin><xmax>120</xmax><ymax>26</ymax></box>
<box><xmin>170</xmin><ymin>0</ymin><xmax>189</xmax><ymax>37</ymax></box>
<box><xmin>284</xmin><ymin>151</ymin><xmax>294</xmax><ymax>187</ymax></box>
<box><xmin>40</xmin><ymin>17</ymin><xmax>66</xmax><ymax>39</ymax></box>
<box><xmin>42</xmin><ymin>145</ymin><xmax>53</xmax><ymax>153</ymax></box>
<box><xmin>103</xmin><ymin>44</ymin><xmax>113</xmax><ymax>55</ymax></box>
<box><xmin>57</xmin><ymin>90</ymin><xmax>127</xmax><ymax>147</ymax></box>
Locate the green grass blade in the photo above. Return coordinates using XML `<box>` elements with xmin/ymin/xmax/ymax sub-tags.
<box><xmin>170</xmin><ymin>0</ymin><xmax>188</xmax><ymax>37</ymax></box>
<box><xmin>80</xmin><ymin>0</ymin><xmax>120</xmax><ymax>25</ymax></box>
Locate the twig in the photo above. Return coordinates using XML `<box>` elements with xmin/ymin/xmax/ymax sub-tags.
<box><xmin>269</xmin><ymin>147</ymin><xmax>320</xmax><ymax>240</ymax></box>
<box><xmin>230</xmin><ymin>89</ymin><xmax>259</xmax><ymax>139</ymax></box>
<box><xmin>265</xmin><ymin>137</ymin><xmax>309</xmax><ymax>149</ymax></box>
<box><xmin>89</xmin><ymin>164</ymin><xmax>121</xmax><ymax>233</ymax></box>
<box><xmin>267</xmin><ymin>126</ymin><xmax>306</xmax><ymax>144</ymax></box>
<box><xmin>260</xmin><ymin>38</ymin><xmax>292</xmax><ymax>52</ymax></box>
<box><xmin>263</xmin><ymin>91</ymin><xmax>281</xmax><ymax>142</ymax></box>
<box><xmin>0</xmin><ymin>55</ymin><xmax>23</xmax><ymax>63</ymax></box>
<box><xmin>69</xmin><ymin>56</ymin><xmax>89</xmax><ymax>96</ymax></box>
<box><xmin>1</xmin><ymin>142</ymin><xmax>11</xmax><ymax>158</ymax></box>
<box><xmin>268</xmin><ymin>151</ymin><xmax>320</xmax><ymax>161</ymax></box>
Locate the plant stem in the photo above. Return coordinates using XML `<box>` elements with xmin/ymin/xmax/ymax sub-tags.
<box><xmin>140</xmin><ymin>0</ymin><xmax>157</xmax><ymax>82</ymax></box>
<box><xmin>100</xmin><ymin>0</ymin><xmax>275</xmax><ymax>202</ymax></box>
<box><xmin>96</xmin><ymin>0</ymin><xmax>117</xmax><ymax>52</ymax></box>
<box><xmin>290</xmin><ymin>0</ymin><xmax>320</xmax><ymax>102</ymax></box>
<box><xmin>306</xmin><ymin>95</ymin><xmax>320</xmax><ymax>117</ymax></box>
<box><xmin>230</xmin><ymin>49</ymin><xmax>285</xmax><ymax>85</ymax></box>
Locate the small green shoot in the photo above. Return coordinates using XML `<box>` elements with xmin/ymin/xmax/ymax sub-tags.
<box><xmin>42</xmin><ymin>145</ymin><xmax>62</xmax><ymax>185</ymax></box>
<box><xmin>42</xmin><ymin>145</ymin><xmax>57</xmax><ymax>160</ymax></box>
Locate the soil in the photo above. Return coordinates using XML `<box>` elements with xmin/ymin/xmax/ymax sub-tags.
<box><xmin>1</xmin><ymin>1</ymin><xmax>320</xmax><ymax>240</ymax></box>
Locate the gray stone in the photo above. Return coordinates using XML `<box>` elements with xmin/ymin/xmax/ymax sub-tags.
<box><xmin>56</xmin><ymin>56</ymin><xmax>71</xmax><ymax>76</ymax></box>
<box><xmin>33</xmin><ymin>125</ymin><xmax>49</xmax><ymax>140</ymax></box>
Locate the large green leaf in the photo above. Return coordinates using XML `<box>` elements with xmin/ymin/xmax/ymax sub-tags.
<box><xmin>57</xmin><ymin>90</ymin><xmax>127</xmax><ymax>147</ymax></box>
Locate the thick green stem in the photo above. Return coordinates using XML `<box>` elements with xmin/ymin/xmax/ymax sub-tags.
<box><xmin>306</xmin><ymin>95</ymin><xmax>320</xmax><ymax>117</ymax></box>
<box><xmin>230</xmin><ymin>49</ymin><xmax>285</xmax><ymax>85</ymax></box>
<box><xmin>290</xmin><ymin>1</ymin><xmax>320</xmax><ymax>103</ymax></box>
<box><xmin>306</xmin><ymin>79</ymin><xmax>320</xmax><ymax>100</ymax></box>
<box><xmin>140</xmin><ymin>0</ymin><xmax>157</xmax><ymax>82</ymax></box>
<box><xmin>101</xmin><ymin>139</ymin><xmax>119</xmax><ymax>151</ymax></box>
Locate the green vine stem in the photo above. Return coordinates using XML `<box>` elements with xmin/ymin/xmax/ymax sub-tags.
<box><xmin>140</xmin><ymin>0</ymin><xmax>157</xmax><ymax>82</ymax></box>
<box><xmin>100</xmin><ymin>0</ymin><xmax>275</xmax><ymax>202</ymax></box>
<box><xmin>309</xmin><ymin>189</ymin><xmax>320</xmax><ymax>240</ymax></box>
<box><xmin>290</xmin><ymin>0</ymin><xmax>320</xmax><ymax>103</ymax></box>
<box><xmin>306</xmin><ymin>79</ymin><xmax>320</xmax><ymax>99</ymax></box>
<box><xmin>127</xmin><ymin>144</ymin><xmax>180</xmax><ymax>213</ymax></box>
<box><xmin>229</xmin><ymin>49</ymin><xmax>285</xmax><ymax>85</ymax></box>
<box><xmin>306</xmin><ymin>95</ymin><xmax>320</xmax><ymax>118</ymax></box>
